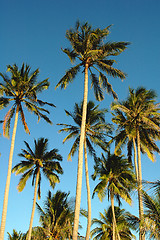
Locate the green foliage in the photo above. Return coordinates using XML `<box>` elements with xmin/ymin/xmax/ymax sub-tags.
<box><xmin>142</xmin><ymin>182</ymin><xmax>160</xmax><ymax>239</ymax></box>
<box><xmin>111</xmin><ymin>87</ymin><xmax>160</xmax><ymax>162</ymax></box>
<box><xmin>92</xmin><ymin>151</ymin><xmax>136</xmax><ymax>205</ymax></box>
<box><xmin>90</xmin><ymin>206</ymin><xmax>136</xmax><ymax>240</ymax></box>
<box><xmin>36</xmin><ymin>190</ymin><xmax>75</xmax><ymax>239</ymax></box>
<box><xmin>12</xmin><ymin>138</ymin><xmax>63</xmax><ymax>199</ymax></box>
<box><xmin>7</xmin><ymin>229</ymin><xmax>25</xmax><ymax>240</ymax></box>
<box><xmin>0</xmin><ymin>63</ymin><xmax>55</xmax><ymax>138</ymax></box>
<box><xmin>58</xmin><ymin>100</ymin><xmax>112</xmax><ymax>160</ymax></box>
<box><xmin>56</xmin><ymin>21</ymin><xmax>129</xmax><ymax>101</ymax></box>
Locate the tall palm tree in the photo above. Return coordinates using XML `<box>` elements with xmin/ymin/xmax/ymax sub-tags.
<box><xmin>111</xmin><ymin>87</ymin><xmax>160</xmax><ymax>240</ymax></box>
<box><xmin>12</xmin><ymin>138</ymin><xmax>63</xmax><ymax>240</ymax></box>
<box><xmin>56</xmin><ymin>21</ymin><xmax>129</xmax><ymax>239</ymax></box>
<box><xmin>90</xmin><ymin>206</ymin><xmax>136</xmax><ymax>240</ymax></box>
<box><xmin>36</xmin><ymin>190</ymin><xmax>75</xmax><ymax>239</ymax></box>
<box><xmin>92</xmin><ymin>151</ymin><xmax>136</xmax><ymax>240</ymax></box>
<box><xmin>58</xmin><ymin>101</ymin><xmax>112</xmax><ymax>239</ymax></box>
<box><xmin>0</xmin><ymin>63</ymin><xmax>55</xmax><ymax>240</ymax></box>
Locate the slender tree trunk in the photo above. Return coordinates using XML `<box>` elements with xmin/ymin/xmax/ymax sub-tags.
<box><xmin>26</xmin><ymin>170</ymin><xmax>40</xmax><ymax>240</ymax></box>
<box><xmin>110</xmin><ymin>193</ymin><xmax>121</xmax><ymax>240</ymax></box>
<box><xmin>137</xmin><ymin>129</ymin><xmax>145</xmax><ymax>240</ymax></box>
<box><xmin>133</xmin><ymin>137</ymin><xmax>138</xmax><ymax>181</ymax></box>
<box><xmin>84</xmin><ymin>139</ymin><xmax>91</xmax><ymax>240</ymax></box>
<box><xmin>111</xmin><ymin>193</ymin><xmax>116</xmax><ymax>240</ymax></box>
<box><xmin>73</xmin><ymin>63</ymin><xmax>89</xmax><ymax>240</ymax></box>
<box><xmin>0</xmin><ymin>107</ymin><xmax>19</xmax><ymax>240</ymax></box>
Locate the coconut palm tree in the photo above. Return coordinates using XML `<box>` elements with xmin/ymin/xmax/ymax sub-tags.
<box><xmin>0</xmin><ymin>63</ymin><xmax>55</xmax><ymax>240</ymax></box>
<box><xmin>111</xmin><ymin>87</ymin><xmax>160</xmax><ymax>240</ymax></box>
<box><xmin>36</xmin><ymin>190</ymin><xmax>75</xmax><ymax>239</ymax></box>
<box><xmin>92</xmin><ymin>151</ymin><xmax>136</xmax><ymax>240</ymax></box>
<box><xmin>90</xmin><ymin>206</ymin><xmax>136</xmax><ymax>240</ymax></box>
<box><xmin>58</xmin><ymin>101</ymin><xmax>112</xmax><ymax>239</ymax></box>
<box><xmin>12</xmin><ymin>138</ymin><xmax>63</xmax><ymax>240</ymax></box>
<box><xmin>56</xmin><ymin>21</ymin><xmax>129</xmax><ymax>240</ymax></box>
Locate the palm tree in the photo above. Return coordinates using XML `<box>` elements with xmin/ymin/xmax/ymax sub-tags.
<box><xmin>58</xmin><ymin>101</ymin><xmax>112</xmax><ymax>239</ymax></box>
<box><xmin>7</xmin><ymin>229</ymin><xmax>25</xmax><ymax>240</ymax></box>
<box><xmin>12</xmin><ymin>138</ymin><xmax>63</xmax><ymax>240</ymax></box>
<box><xmin>56</xmin><ymin>21</ymin><xmax>129</xmax><ymax>240</ymax></box>
<box><xmin>0</xmin><ymin>63</ymin><xmax>55</xmax><ymax>240</ymax></box>
<box><xmin>111</xmin><ymin>87</ymin><xmax>160</xmax><ymax>240</ymax></box>
<box><xmin>36</xmin><ymin>190</ymin><xmax>75</xmax><ymax>239</ymax></box>
<box><xmin>90</xmin><ymin>206</ymin><xmax>136</xmax><ymax>240</ymax></box>
<box><xmin>142</xmin><ymin>191</ymin><xmax>160</xmax><ymax>239</ymax></box>
<box><xmin>92</xmin><ymin>151</ymin><xmax>136</xmax><ymax>240</ymax></box>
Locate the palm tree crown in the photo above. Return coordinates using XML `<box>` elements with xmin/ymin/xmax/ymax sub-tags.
<box><xmin>111</xmin><ymin>87</ymin><xmax>160</xmax><ymax>162</ymax></box>
<box><xmin>90</xmin><ymin>206</ymin><xmax>136</xmax><ymax>240</ymax></box>
<box><xmin>0</xmin><ymin>63</ymin><xmax>54</xmax><ymax>137</ymax></box>
<box><xmin>36</xmin><ymin>190</ymin><xmax>75</xmax><ymax>239</ymax></box>
<box><xmin>58</xmin><ymin>100</ymin><xmax>112</xmax><ymax>160</ymax></box>
<box><xmin>56</xmin><ymin>21</ymin><xmax>129</xmax><ymax>101</ymax></box>
<box><xmin>92</xmin><ymin>151</ymin><xmax>135</xmax><ymax>205</ymax></box>
<box><xmin>12</xmin><ymin>138</ymin><xmax>63</xmax><ymax>198</ymax></box>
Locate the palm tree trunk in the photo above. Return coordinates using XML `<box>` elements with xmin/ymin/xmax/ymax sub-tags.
<box><xmin>26</xmin><ymin>169</ymin><xmax>40</xmax><ymax>240</ymax></box>
<box><xmin>110</xmin><ymin>193</ymin><xmax>121</xmax><ymax>240</ymax></box>
<box><xmin>111</xmin><ymin>193</ymin><xmax>116</xmax><ymax>240</ymax></box>
<box><xmin>73</xmin><ymin>63</ymin><xmax>89</xmax><ymax>240</ymax></box>
<box><xmin>0</xmin><ymin>107</ymin><xmax>19</xmax><ymax>240</ymax></box>
<box><xmin>137</xmin><ymin>129</ymin><xmax>145</xmax><ymax>240</ymax></box>
<box><xmin>133</xmin><ymin>137</ymin><xmax>138</xmax><ymax>181</ymax></box>
<box><xmin>84</xmin><ymin>139</ymin><xmax>91</xmax><ymax>240</ymax></box>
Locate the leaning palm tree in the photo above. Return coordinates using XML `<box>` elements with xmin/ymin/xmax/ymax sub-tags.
<box><xmin>36</xmin><ymin>190</ymin><xmax>75</xmax><ymax>239</ymax></box>
<box><xmin>58</xmin><ymin>101</ymin><xmax>112</xmax><ymax>239</ymax></box>
<box><xmin>12</xmin><ymin>138</ymin><xmax>63</xmax><ymax>240</ymax></box>
<box><xmin>90</xmin><ymin>206</ymin><xmax>136</xmax><ymax>240</ymax></box>
<box><xmin>111</xmin><ymin>87</ymin><xmax>160</xmax><ymax>240</ymax></box>
<box><xmin>0</xmin><ymin>63</ymin><xmax>55</xmax><ymax>240</ymax></box>
<box><xmin>56</xmin><ymin>21</ymin><xmax>129</xmax><ymax>239</ymax></box>
<box><xmin>92</xmin><ymin>151</ymin><xmax>136</xmax><ymax>240</ymax></box>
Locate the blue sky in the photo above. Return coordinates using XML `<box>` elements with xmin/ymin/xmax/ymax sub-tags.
<box><xmin>1</xmin><ymin>0</ymin><xmax>160</xmax><ymax>238</ymax></box>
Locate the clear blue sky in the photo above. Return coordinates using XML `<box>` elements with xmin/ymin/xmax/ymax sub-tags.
<box><xmin>1</xmin><ymin>0</ymin><xmax>160</xmax><ymax>238</ymax></box>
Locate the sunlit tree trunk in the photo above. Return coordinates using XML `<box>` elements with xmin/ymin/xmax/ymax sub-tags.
<box><xmin>137</xmin><ymin>129</ymin><xmax>145</xmax><ymax>240</ymax></box>
<box><xmin>26</xmin><ymin>169</ymin><xmax>40</xmax><ymax>240</ymax></box>
<box><xmin>133</xmin><ymin>137</ymin><xmax>138</xmax><ymax>181</ymax></box>
<box><xmin>0</xmin><ymin>107</ymin><xmax>19</xmax><ymax>240</ymax></box>
<box><xmin>110</xmin><ymin>193</ymin><xmax>121</xmax><ymax>240</ymax></box>
<box><xmin>111</xmin><ymin>193</ymin><xmax>116</xmax><ymax>240</ymax></box>
<box><xmin>84</xmin><ymin>139</ymin><xmax>91</xmax><ymax>240</ymax></box>
<box><xmin>73</xmin><ymin>63</ymin><xmax>89</xmax><ymax>240</ymax></box>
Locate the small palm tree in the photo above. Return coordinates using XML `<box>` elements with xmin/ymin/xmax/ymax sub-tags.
<box><xmin>56</xmin><ymin>21</ymin><xmax>129</xmax><ymax>240</ymax></box>
<box><xmin>111</xmin><ymin>87</ymin><xmax>160</xmax><ymax>240</ymax></box>
<box><xmin>90</xmin><ymin>206</ymin><xmax>136</xmax><ymax>240</ymax></box>
<box><xmin>92</xmin><ymin>151</ymin><xmax>136</xmax><ymax>240</ymax></box>
<box><xmin>36</xmin><ymin>190</ymin><xmax>75</xmax><ymax>239</ymax></box>
<box><xmin>7</xmin><ymin>229</ymin><xmax>25</xmax><ymax>240</ymax></box>
<box><xmin>0</xmin><ymin>63</ymin><xmax>54</xmax><ymax>240</ymax></box>
<box><xmin>12</xmin><ymin>138</ymin><xmax>63</xmax><ymax>240</ymax></box>
<box><xmin>58</xmin><ymin>101</ymin><xmax>112</xmax><ymax>239</ymax></box>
